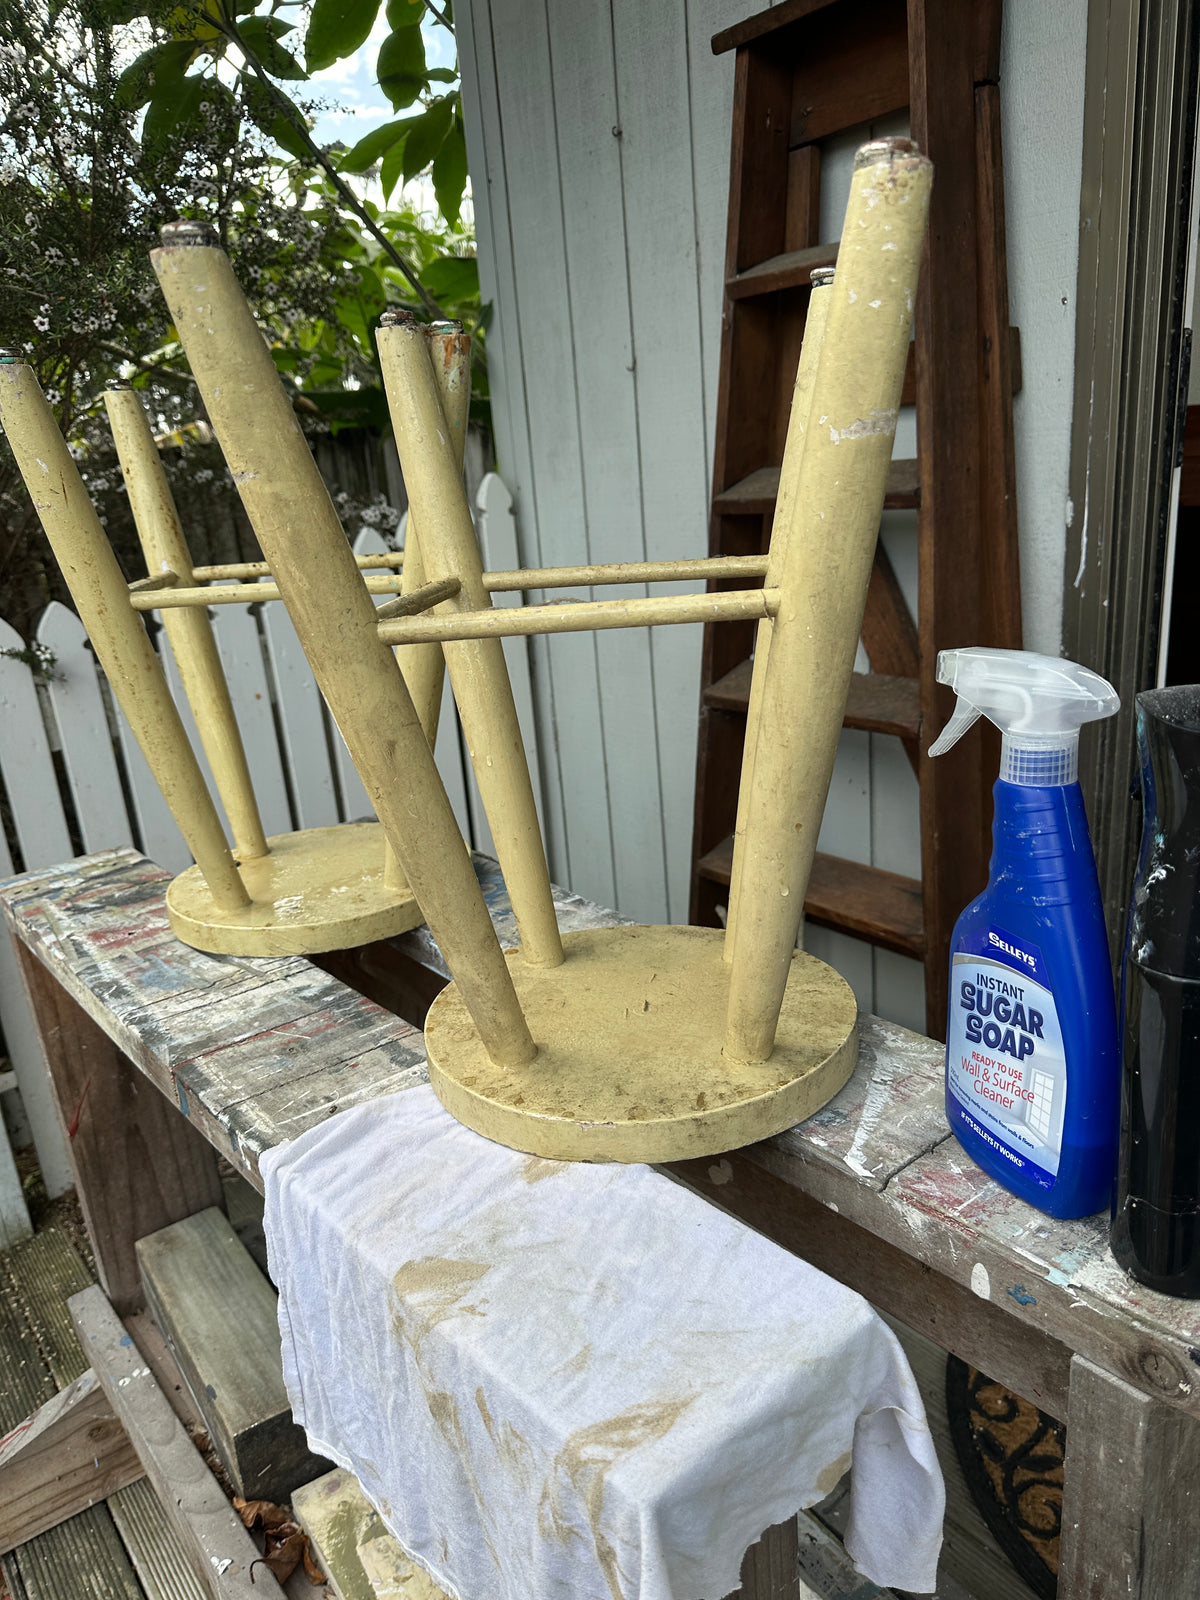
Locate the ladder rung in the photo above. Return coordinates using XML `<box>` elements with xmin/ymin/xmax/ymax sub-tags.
<box><xmin>695</xmin><ymin>841</ymin><xmax>926</xmax><ymax>960</ymax></box>
<box><xmin>712</xmin><ymin>458</ymin><xmax>920</xmax><ymax>516</ymax></box>
<box><xmin>726</xmin><ymin>242</ymin><xmax>839</xmax><ymax>299</ymax></box>
<box><xmin>704</xmin><ymin>664</ymin><xmax>920</xmax><ymax>742</ymax></box>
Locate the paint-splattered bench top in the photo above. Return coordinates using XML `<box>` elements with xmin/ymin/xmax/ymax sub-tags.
<box><xmin>3</xmin><ymin>847</ymin><xmax>1199</xmax><ymax>1424</ymax></box>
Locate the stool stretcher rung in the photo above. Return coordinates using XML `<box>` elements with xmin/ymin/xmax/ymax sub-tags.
<box><xmin>376</xmin><ymin>587</ymin><xmax>778</xmax><ymax>646</ymax></box>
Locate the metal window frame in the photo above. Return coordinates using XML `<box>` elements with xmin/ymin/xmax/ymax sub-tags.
<box><xmin>1062</xmin><ymin>0</ymin><xmax>1200</xmax><ymax>952</ymax></box>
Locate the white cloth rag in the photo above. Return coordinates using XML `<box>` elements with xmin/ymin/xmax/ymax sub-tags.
<box><xmin>262</xmin><ymin>1085</ymin><xmax>944</xmax><ymax>1600</ymax></box>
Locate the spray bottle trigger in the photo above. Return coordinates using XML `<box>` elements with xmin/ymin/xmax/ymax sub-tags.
<box><xmin>928</xmin><ymin>701</ymin><xmax>981</xmax><ymax>758</ymax></box>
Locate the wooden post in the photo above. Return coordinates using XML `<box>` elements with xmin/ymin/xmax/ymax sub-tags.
<box><xmin>723</xmin><ymin>268</ymin><xmax>833</xmax><ymax>967</ymax></box>
<box><xmin>382</xmin><ymin>318</ymin><xmax>470</xmax><ymax>894</ymax></box>
<box><xmin>378</xmin><ymin>317</ymin><xmax>564</xmax><ymax>970</ymax></box>
<box><xmin>103</xmin><ymin>382</ymin><xmax>268</xmax><ymax>861</ymax></box>
<box><xmin>152</xmin><ymin>224</ymin><xmax>536</xmax><ymax>1068</ymax></box>
<box><xmin>14</xmin><ymin>941</ymin><xmax>224</xmax><ymax>1315</ymax></box>
<box><xmin>1059</xmin><ymin>1354</ymin><xmax>1200</xmax><ymax>1598</ymax></box>
<box><xmin>0</xmin><ymin>358</ymin><xmax>250</xmax><ymax>913</ymax></box>
<box><xmin>723</xmin><ymin>140</ymin><xmax>932</xmax><ymax>1065</ymax></box>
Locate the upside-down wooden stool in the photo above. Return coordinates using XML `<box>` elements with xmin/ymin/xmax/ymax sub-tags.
<box><xmin>0</xmin><ymin>345</ymin><xmax>463</xmax><ymax>957</ymax></box>
<box><xmin>153</xmin><ymin>136</ymin><xmax>931</xmax><ymax>1161</ymax></box>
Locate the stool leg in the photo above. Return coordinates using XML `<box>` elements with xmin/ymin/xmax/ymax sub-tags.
<box><xmin>104</xmin><ymin>385</ymin><xmax>268</xmax><ymax>862</ymax></box>
<box><xmin>383</xmin><ymin>324</ymin><xmax>470</xmax><ymax>894</ymax></box>
<box><xmin>153</xmin><ymin>235</ymin><xmax>536</xmax><ymax>1069</ymax></box>
<box><xmin>723</xmin><ymin>271</ymin><xmax>833</xmax><ymax>967</ymax></box>
<box><xmin>378</xmin><ymin>320</ymin><xmax>564</xmax><ymax>971</ymax></box>
<box><xmin>0</xmin><ymin>361</ymin><xmax>250</xmax><ymax>914</ymax></box>
<box><xmin>724</xmin><ymin>141</ymin><xmax>932</xmax><ymax>1065</ymax></box>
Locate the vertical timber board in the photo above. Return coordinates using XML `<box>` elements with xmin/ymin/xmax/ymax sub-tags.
<box><xmin>0</xmin><ymin>618</ymin><xmax>73</xmax><ymax>871</ymax></box>
<box><xmin>909</xmin><ymin>0</ymin><xmax>992</xmax><ymax>1034</ymax></box>
<box><xmin>14</xmin><ymin>943</ymin><xmax>223</xmax><ymax>1314</ymax></box>
<box><xmin>209</xmin><ymin>603</ymin><xmax>292</xmax><ymax>836</ymax></box>
<box><xmin>474</xmin><ymin>473</ymin><xmax>544</xmax><ymax>832</ymax></box>
<box><xmin>36</xmin><ymin>604</ymin><xmax>134</xmax><ymax>857</ymax></box>
<box><xmin>457</xmin><ymin>0</ymin><xmax>571</xmax><ymax>876</ymax></box>
<box><xmin>547</xmin><ymin>0</ymin><xmax>667</xmax><ymax>925</ymax></box>
<box><xmin>114</xmin><ymin>690</ymin><xmax>193</xmax><ymax>875</ymax></box>
<box><xmin>1059</xmin><ymin>1354</ymin><xmax>1200</xmax><ymax>1599</ymax></box>
<box><xmin>687</xmin><ymin>0</ymin><xmax>747</xmax><ymax>465</ymax></box>
<box><xmin>484</xmin><ymin>0</ymin><xmax>617</xmax><ymax>910</ymax></box>
<box><xmin>613</xmin><ymin>0</ymin><xmax>712</xmax><ymax>924</ymax></box>
<box><xmin>260</xmin><ymin>603</ymin><xmax>340</xmax><ymax>831</ymax></box>
<box><xmin>159</xmin><ymin>626</ymin><xmax>233</xmax><ymax>843</ymax></box>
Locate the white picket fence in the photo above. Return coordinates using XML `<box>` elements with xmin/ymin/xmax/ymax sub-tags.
<box><xmin>0</xmin><ymin>472</ymin><xmax>541</xmax><ymax>1242</ymax></box>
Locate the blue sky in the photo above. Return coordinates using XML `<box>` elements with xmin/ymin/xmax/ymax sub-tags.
<box><xmin>308</xmin><ymin>10</ymin><xmax>457</xmax><ymax>158</ymax></box>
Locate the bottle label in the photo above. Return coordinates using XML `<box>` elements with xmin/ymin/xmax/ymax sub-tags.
<box><xmin>946</xmin><ymin>925</ymin><xmax>1066</xmax><ymax>1190</ymax></box>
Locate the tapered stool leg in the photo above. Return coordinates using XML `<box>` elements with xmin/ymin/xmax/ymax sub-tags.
<box><xmin>0</xmin><ymin>359</ymin><xmax>249</xmax><ymax>913</ymax></box>
<box><xmin>382</xmin><ymin>320</ymin><xmax>470</xmax><ymax>894</ymax></box>
<box><xmin>378</xmin><ymin>319</ymin><xmax>564</xmax><ymax>970</ymax></box>
<box><xmin>104</xmin><ymin>382</ymin><xmax>268</xmax><ymax>862</ymax></box>
<box><xmin>724</xmin><ymin>140</ymin><xmax>933</xmax><ymax>1065</ymax></box>
<box><xmin>153</xmin><ymin>227</ymin><xmax>536</xmax><ymax>1068</ymax></box>
<box><xmin>723</xmin><ymin>268</ymin><xmax>834</xmax><ymax>967</ymax></box>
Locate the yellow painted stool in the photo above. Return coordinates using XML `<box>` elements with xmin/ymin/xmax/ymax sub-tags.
<box><xmin>0</xmin><ymin>357</ymin><xmax>452</xmax><ymax>956</ymax></box>
<box><xmin>150</xmin><ymin>137</ymin><xmax>932</xmax><ymax>1160</ymax></box>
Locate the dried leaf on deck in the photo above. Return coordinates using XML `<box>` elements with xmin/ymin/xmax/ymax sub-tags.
<box><xmin>234</xmin><ymin>1495</ymin><xmax>294</xmax><ymax>1532</ymax></box>
<box><xmin>256</xmin><ymin>1526</ymin><xmax>309</xmax><ymax>1583</ymax></box>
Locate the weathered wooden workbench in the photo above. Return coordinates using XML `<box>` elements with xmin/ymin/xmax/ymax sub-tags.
<box><xmin>3</xmin><ymin>848</ymin><xmax>1198</xmax><ymax>1600</ymax></box>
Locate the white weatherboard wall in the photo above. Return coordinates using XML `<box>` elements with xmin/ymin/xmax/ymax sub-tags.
<box><xmin>457</xmin><ymin>0</ymin><xmax>1089</xmax><ymax>1032</ymax></box>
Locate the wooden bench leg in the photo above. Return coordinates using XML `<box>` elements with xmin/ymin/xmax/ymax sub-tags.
<box><xmin>728</xmin><ymin>1519</ymin><xmax>800</xmax><ymax>1600</ymax></box>
<box><xmin>15</xmin><ymin>944</ymin><xmax>223</xmax><ymax>1314</ymax></box>
<box><xmin>1059</xmin><ymin>1353</ymin><xmax>1200</xmax><ymax>1598</ymax></box>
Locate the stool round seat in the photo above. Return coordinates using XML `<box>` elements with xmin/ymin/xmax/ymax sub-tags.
<box><xmin>424</xmin><ymin>924</ymin><xmax>857</xmax><ymax>1162</ymax></box>
<box><xmin>166</xmin><ymin>822</ymin><xmax>422</xmax><ymax>956</ymax></box>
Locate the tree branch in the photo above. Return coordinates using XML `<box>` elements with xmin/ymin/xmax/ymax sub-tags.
<box><xmin>213</xmin><ymin>6</ymin><xmax>445</xmax><ymax>318</ymax></box>
<box><xmin>99</xmin><ymin>342</ymin><xmax>198</xmax><ymax>389</ymax></box>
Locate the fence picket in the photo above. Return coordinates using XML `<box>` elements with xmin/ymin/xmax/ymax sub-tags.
<box><xmin>261</xmin><ymin>602</ymin><xmax>339</xmax><ymax>830</ymax></box>
<box><xmin>475</xmin><ymin>472</ymin><xmax>544</xmax><ymax>826</ymax></box>
<box><xmin>36</xmin><ymin>603</ymin><xmax>134</xmax><ymax>856</ymax></box>
<box><xmin>0</xmin><ymin>618</ymin><xmax>74</xmax><ymax>1200</ymax></box>
<box><xmin>0</xmin><ymin>617</ymin><xmax>72</xmax><ymax>869</ymax></box>
<box><xmin>114</xmin><ymin>693</ymin><xmax>194</xmax><ymax>874</ymax></box>
<box><xmin>209</xmin><ymin>601</ymin><xmax>292</xmax><ymax>836</ymax></box>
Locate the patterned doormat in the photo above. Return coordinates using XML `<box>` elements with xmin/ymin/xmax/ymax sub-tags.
<box><xmin>945</xmin><ymin>1357</ymin><xmax>1066</xmax><ymax>1599</ymax></box>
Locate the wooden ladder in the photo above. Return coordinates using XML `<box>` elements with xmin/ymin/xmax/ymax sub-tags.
<box><xmin>689</xmin><ymin>0</ymin><xmax>1021</xmax><ymax>1035</ymax></box>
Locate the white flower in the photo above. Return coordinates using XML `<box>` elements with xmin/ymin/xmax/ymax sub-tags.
<box><xmin>33</xmin><ymin>315</ymin><xmax>49</xmax><ymax>332</ymax></box>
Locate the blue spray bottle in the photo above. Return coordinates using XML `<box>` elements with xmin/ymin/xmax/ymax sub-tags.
<box><xmin>929</xmin><ymin>648</ymin><xmax>1121</xmax><ymax>1218</ymax></box>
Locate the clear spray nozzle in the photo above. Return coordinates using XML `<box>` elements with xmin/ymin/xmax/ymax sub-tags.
<box><xmin>928</xmin><ymin>647</ymin><xmax>1119</xmax><ymax>786</ymax></box>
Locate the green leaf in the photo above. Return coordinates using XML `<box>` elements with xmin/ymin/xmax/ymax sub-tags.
<box><xmin>242</xmin><ymin>77</ymin><xmax>312</xmax><ymax>160</ymax></box>
<box><xmin>385</xmin><ymin>0</ymin><xmax>424</xmax><ymax>25</ymax></box>
<box><xmin>238</xmin><ymin>16</ymin><xmax>306</xmax><ymax>79</ymax></box>
<box><xmin>402</xmin><ymin>97</ymin><xmax>452</xmax><ymax>182</ymax></box>
<box><xmin>143</xmin><ymin>73</ymin><xmax>208</xmax><ymax>155</ymax></box>
<box><xmin>431</xmin><ymin>110</ymin><xmax>467</xmax><ymax>226</ymax></box>
<box><xmin>421</xmin><ymin>253</ymin><xmax>477</xmax><ymax>303</ymax></box>
<box><xmin>305</xmin><ymin>0</ymin><xmax>380</xmax><ymax>72</ymax></box>
<box><xmin>339</xmin><ymin>117</ymin><xmax>411</xmax><ymax>173</ymax></box>
<box><xmin>115</xmin><ymin>41</ymin><xmax>195</xmax><ymax>109</ymax></box>
<box><xmin>379</xmin><ymin>136</ymin><xmax>409</xmax><ymax>202</ymax></box>
<box><xmin>163</xmin><ymin>1</ymin><xmax>223</xmax><ymax>42</ymax></box>
<box><xmin>426</xmin><ymin>67</ymin><xmax>458</xmax><ymax>82</ymax></box>
<box><xmin>377</xmin><ymin>26</ymin><xmax>426</xmax><ymax>110</ymax></box>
